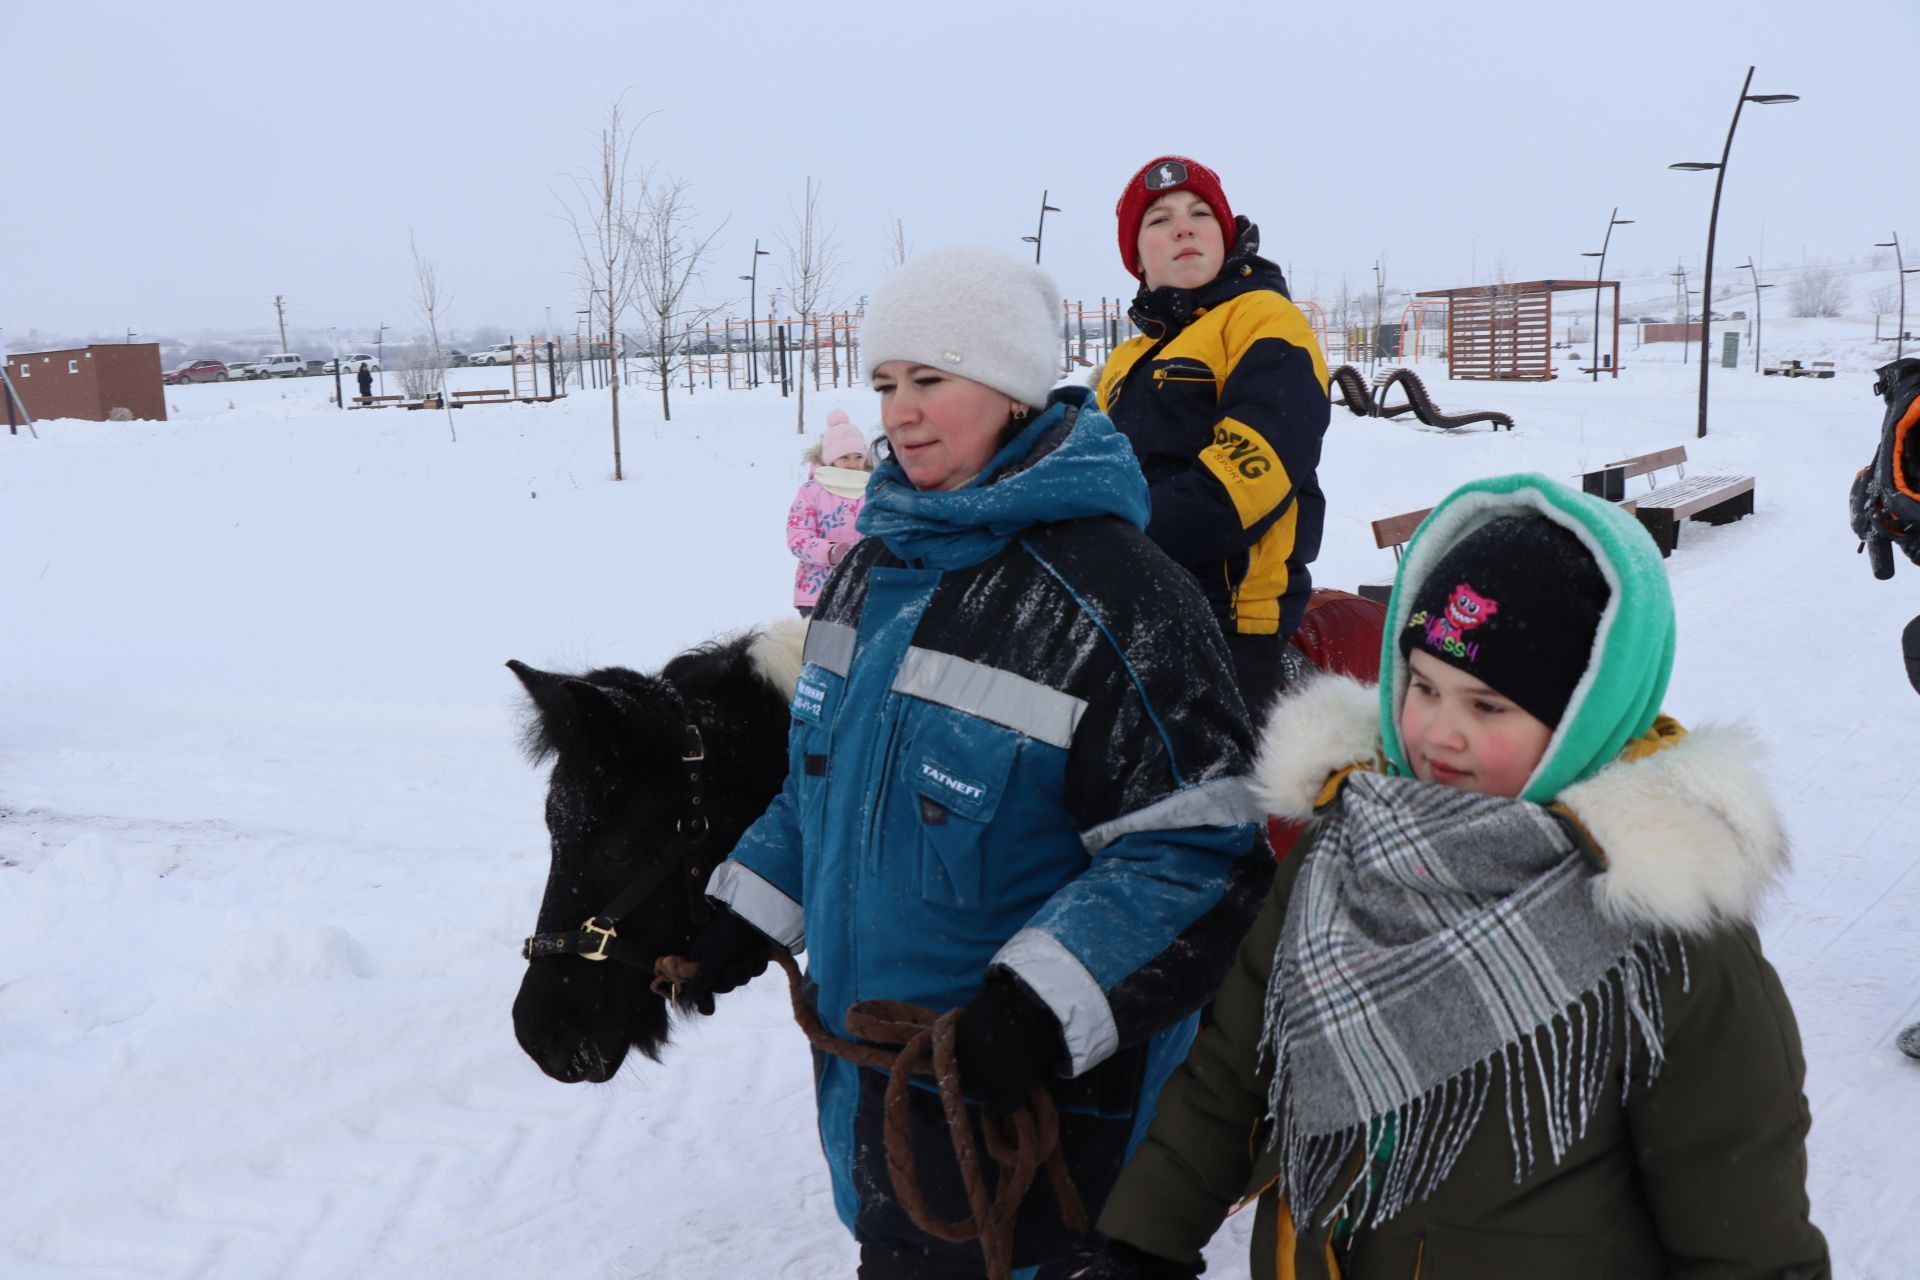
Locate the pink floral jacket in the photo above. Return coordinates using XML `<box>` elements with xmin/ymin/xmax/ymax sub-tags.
<box><xmin>788</xmin><ymin>472</ymin><xmax>866</xmax><ymax>607</ymax></box>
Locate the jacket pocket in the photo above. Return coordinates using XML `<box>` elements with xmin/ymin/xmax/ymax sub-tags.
<box><xmin>1417</xmin><ymin>1224</ymin><xmax>1611</xmax><ymax>1279</ymax></box>
<box><xmin>789</xmin><ymin>664</ymin><xmax>843</xmax><ymax>848</ymax></box>
<box><xmin>901</xmin><ymin>715</ymin><xmax>1019</xmax><ymax>909</ymax></box>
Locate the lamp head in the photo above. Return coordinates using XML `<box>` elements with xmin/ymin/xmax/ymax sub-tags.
<box><xmin>1670</xmin><ymin>162</ymin><xmax>1720</xmax><ymax>172</ymax></box>
<box><xmin>1746</xmin><ymin>93</ymin><xmax>1799</xmax><ymax>104</ymax></box>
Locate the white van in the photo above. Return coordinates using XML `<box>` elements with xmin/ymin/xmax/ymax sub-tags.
<box><xmin>259</xmin><ymin>353</ymin><xmax>305</xmax><ymax>378</ymax></box>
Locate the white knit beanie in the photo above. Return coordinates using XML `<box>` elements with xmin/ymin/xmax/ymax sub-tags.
<box><xmin>860</xmin><ymin>247</ymin><xmax>1061</xmax><ymax>408</ymax></box>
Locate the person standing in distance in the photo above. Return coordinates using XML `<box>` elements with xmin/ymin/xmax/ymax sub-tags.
<box><xmin>1098</xmin><ymin>156</ymin><xmax>1331</xmax><ymax>721</ymax></box>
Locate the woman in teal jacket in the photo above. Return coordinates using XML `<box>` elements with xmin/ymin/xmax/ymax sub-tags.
<box><xmin>676</xmin><ymin>248</ymin><xmax>1276</xmax><ymax>1278</ymax></box>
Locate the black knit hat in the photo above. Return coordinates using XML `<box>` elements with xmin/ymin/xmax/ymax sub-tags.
<box><xmin>1398</xmin><ymin>515</ymin><xmax>1611</xmax><ymax>727</ymax></box>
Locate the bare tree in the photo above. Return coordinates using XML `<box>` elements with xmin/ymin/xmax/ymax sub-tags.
<box><xmin>886</xmin><ymin>218</ymin><xmax>909</xmax><ymax>268</ymax></box>
<box><xmin>409</xmin><ymin>230</ymin><xmax>456</xmax><ymax>442</ymax></box>
<box><xmin>779</xmin><ymin>177</ymin><xmax>844</xmax><ymax>433</ymax></box>
<box><xmin>556</xmin><ymin>98</ymin><xmax>652</xmax><ymax>480</ymax></box>
<box><xmin>1788</xmin><ymin>263</ymin><xmax>1848</xmax><ymax>318</ymax></box>
<box><xmin>395</xmin><ymin>338</ymin><xmax>439</xmax><ymax>397</ymax></box>
<box><xmin>632</xmin><ymin>172</ymin><xmax>728</xmax><ymax>422</ymax></box>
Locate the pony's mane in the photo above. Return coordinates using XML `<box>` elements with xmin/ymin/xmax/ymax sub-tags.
<box><xmin>515</xmin><ymin>626</ymin><xmax>799</xmax><ymax>764</ymax></box>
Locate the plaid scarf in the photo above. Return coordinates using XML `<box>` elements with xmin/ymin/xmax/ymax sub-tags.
<box><xmin>1259</xmin><ymin>772</ymin><xmax>1679</xmax><ymax>1229</ymax></box>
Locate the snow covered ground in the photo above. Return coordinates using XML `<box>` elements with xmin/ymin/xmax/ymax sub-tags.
<box><xmin>3</xmin><ymin>356</ymin><xmax>1916</xmax><ymax>1277</ymax></box>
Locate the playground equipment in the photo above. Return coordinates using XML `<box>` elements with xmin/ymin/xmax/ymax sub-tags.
<box><xmin>1397</xmin><ymin>300</ymin><xmax>1450</xmax><ymax>361</ymax></box>
<box><xmin>1414</xmin><ymin>280</ymin><xmax>1620</xmax><ymax>381</ymax></box>
<box><xmin>1330</xmin><ymin>363</ymin><xmax>1513</xmax><ymax>431</ymax></box>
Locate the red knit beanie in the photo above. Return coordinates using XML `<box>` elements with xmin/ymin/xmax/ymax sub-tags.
<box><xmin>1114</xmin><ymin>156</ymin><xmax>1236</xmax><ymax>278</ymax></box>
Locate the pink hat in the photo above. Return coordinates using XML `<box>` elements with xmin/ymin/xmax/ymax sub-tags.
<box><xmin>821</xmin><ymin>409</ymin><xmax>866</xmax><ymax>464</ymax></box>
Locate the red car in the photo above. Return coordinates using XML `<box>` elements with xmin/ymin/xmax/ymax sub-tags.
<box><xmin>163</xmin><ymin>359</ymin><xmax>229</xmax><ymax>385</ymax></box>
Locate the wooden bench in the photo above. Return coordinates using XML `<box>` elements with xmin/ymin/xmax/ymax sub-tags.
<box><xmin>1583</xmin><ymin>446</ymin><xmax>1753</xmax><ymax>557</ymax></box>
<box><xmin>452</xmin><ymin>388</ymin><xmax>513</xmax><ymax>401</ymax></box>
<box><xmin>349</xmin><ymin>394</ymin><xmax>408</xmax><ymax>409</ymax></box>
<box><xmin>1356</xmin><ymin>505</ymin><xmax>1434</xmax><ymax>604</ymax></box>
<box><xmin>1808</xmin><ymin>361</ymin><xmax>1836</xmax><ymax>379</ymax></box>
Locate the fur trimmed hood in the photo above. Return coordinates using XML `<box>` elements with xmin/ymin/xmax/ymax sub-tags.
<box><xmin>1253</xmin><ymin>674</ymin><xmax>1788</xmax><ymax>935</ymax></box>
<box><xmin>749</xmin><ymin>617</ymin><xmax>807</xmax><ymax>701</ymax></box>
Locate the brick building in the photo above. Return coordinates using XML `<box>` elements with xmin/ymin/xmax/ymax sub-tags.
<box><xmin>2</xmin><ymin>343</ymin><xmax>167</xmax><ymax>423</ymax></box>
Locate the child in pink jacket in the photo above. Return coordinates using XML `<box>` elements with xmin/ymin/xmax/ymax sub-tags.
<box><xmin>788</xmin><ymin>409</ymin><xmax>871</xmax><ymax>616</ymax></box>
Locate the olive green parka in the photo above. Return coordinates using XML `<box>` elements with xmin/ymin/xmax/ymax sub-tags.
<box><xmin>1097</xmin><ymin>676</ymin><xmax>1829</xmax><ymax>1279</ymax></box>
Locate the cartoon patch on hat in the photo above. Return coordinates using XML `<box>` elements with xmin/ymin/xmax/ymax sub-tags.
<box><xmin>1145</xmin><ymin>160</ymin><xmax>1189</xmax><ymax>191</ymax></box>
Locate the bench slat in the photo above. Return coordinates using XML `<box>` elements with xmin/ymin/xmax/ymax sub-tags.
<box><xmin>1638</xmin><ymin>474</ymin><xmax>1753</xmax><ymax>518</ymax></box>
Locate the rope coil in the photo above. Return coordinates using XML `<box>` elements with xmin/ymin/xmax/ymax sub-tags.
<box><xmin>654</xmin><ymin>949</ymin><xmax>1085</xmax><ymax>1279</ymax></box>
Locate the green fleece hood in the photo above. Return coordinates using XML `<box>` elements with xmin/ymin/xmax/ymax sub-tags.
<box><xmin>1379</xmin><ymin>473</ymin><xmax>1676</xmax><ymax>803</ymax></box>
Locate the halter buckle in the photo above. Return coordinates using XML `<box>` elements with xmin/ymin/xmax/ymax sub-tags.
<box><xmin>580</xmin><ymin>916</ymin><xmax>618</xmax><ymax>961</ymax></box>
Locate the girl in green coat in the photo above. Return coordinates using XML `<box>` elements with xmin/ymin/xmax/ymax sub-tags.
<box><xmin>1055</xmin><ymin>474</ymin><xmax>1828</xmax><ymax>1279</ymax></box>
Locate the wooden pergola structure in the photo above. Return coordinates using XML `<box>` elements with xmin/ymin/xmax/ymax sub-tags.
<box><xmin>1415</xmin><ymin>280</ymin><xmax>1620</xmax><ymax>381</ymax></box>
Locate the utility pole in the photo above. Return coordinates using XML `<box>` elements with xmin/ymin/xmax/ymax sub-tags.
<box><xmin>274</xmin><ymin>295</ymin><xmax>288</xmax><ymax>351</ymax></box>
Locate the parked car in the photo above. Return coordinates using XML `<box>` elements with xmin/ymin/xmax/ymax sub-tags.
<box><xmin>303</xmin><ymin>360</ymin><xmax>327</xmax><ymax>376</ymax></box>
<box><xmin>467</xmin><ymin>342</ymin><xmax>521</xmax><ymax>366</ymax></box>
<box><xmin>257</xmin><ymin>353</ymin><xmax>306</xmax><ymax>378</ymax></box>
<box><xmin>447</xmin><ymin>350</ymin><xmax>467</xmax><ymax>368</ymax></box>
<box><xmin>227</xmin><ymin>361</ymin><xmax>265</xmax><ymax>380</ymax></box>
<box><xmin>324</xmin><ymin>353</ymin><xmax>382</xmax><ymax>374</ymax></box>
<box><xmin>163</xmin><ymin>359</ymin><xmax>228</xmax><ymax>385</ymax></box>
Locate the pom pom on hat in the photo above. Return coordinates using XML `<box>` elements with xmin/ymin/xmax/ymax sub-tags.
<box><xmin>1397</xmin><ymin>515</ymin><xmax>1611</xmax><ymax>728</ymax></box>
<box><xmin>1115</xmin><ymin>155</ymin><xmax>1236</xmax><ymax>278</ymax></box>
<box><xmin>820</xmin><ymin>409</ymin><xmax>865</xmax><ymax>464</ymax></box>
<box><xmin>860</xmin><ymin>247</ymin><xmax>1061</xmax><ymax>408</ymax></box>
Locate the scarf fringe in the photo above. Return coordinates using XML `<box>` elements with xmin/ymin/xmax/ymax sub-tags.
<box><xmin>1263</xmin><ymin>935</ymin><xmax>1682</xmax><ymax>1231</ymax></box>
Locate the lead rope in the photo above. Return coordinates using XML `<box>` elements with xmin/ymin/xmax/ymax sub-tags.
<box><xmin>654</xmin><ymin>949</ymin><xmax>1085</xmax><ymax>1279</ymax></box>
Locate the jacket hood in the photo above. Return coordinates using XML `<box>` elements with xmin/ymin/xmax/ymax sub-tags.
<box><xmin>1127</xmin><ymin>218</ymin><xmax>1292</xmax><ymax>339</ymax></box>
<box><xmin>1253</xmin><ymin>675</ymin><xmax>1788</xmax><ymax>935</ymax></box>
<box><xmin>1378</xmin><ymin>473</ymin><xmax>1677</xmax><ymax>803</ymax></box>
<box><xmin>856</xmin><ymin>386</ymin><xmax>1149</xmax><ymax>569</ymax></box>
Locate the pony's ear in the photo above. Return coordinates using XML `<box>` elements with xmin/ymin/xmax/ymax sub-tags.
<box><xmin>508</xmin><ymin>660</ymin><xmax>633</xmax><ymax>760</ymax></box>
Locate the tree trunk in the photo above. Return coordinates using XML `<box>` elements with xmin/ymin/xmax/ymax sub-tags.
<box><xmin>658</xmin><ymin>330</ymin><xmax>672</xmax><ymax>421</ymax></box>
<box><xmin>795</xmin><ymin>312</ymin><xmax>808</xmax><ymax>433</ymax></box>
<box><xmin>609</xmin><ymin>310</ymin><xmax>624</xmax><ymax>480</ymax></box>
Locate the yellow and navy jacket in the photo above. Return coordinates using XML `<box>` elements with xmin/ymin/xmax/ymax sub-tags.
<box><xmin>1097</xmin><ymin>224</ymin><xmax>1330</xmax><ymax>639</ymax></box>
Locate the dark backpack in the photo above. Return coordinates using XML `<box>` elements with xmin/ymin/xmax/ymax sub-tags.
<box><xmin>1851</xmin><ymin>357</ymin><xmax>1920</xmax><ymax>577</ymax></box>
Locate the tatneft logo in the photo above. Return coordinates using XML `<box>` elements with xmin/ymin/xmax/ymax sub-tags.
<box><xmin>1211</xmin><ymin>425</ymin><xmax>1274</xmax><ymax>479</ymax></box>
<box><xmin>793</xmin><ymin>679</ymin><xmax>827</xmax><ymax>719</ymax></box>
<box><xmin>919</xmin><ymin>762</ymin><xmax>984</xmax><ymax>800</ymax></box>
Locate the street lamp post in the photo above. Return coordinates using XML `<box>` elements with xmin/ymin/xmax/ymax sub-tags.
<box><xmin>1739</xmin><ymin>259</ymin><xmax>1774</xmax><ymax>373</ymax></box>
<box><xmin>126</xmin><ymin>329</ymin><xmax>137</xmax><ymax>345</ymax></box>
<box><xmin>739</xmin><ymin>240</ymin><xmax>770</xmax><ymax>388</ymax></box>
<box><xmin>1021</xmin><ymin>190</ymin><xmax>1061</xmax><ymax>264</ymax></box>
<box><xmin>1874</xmin><ymin>234</ymin><xmax>1918</xmax><ymax>361</ymax></box>
<box><xmin>376</xmin><ymin>323</ymin><xmax>389</xmax><ymax>395</ymax></box>
<box><xmin>1579</xmin><ymin>208</ymin><xmax>1633</xmax><ymax>381</ymax></box>
<box><xmin>1669</xmin><ymin>66</ymin><xmax>1798</xmax><ymax>436</ymax></box>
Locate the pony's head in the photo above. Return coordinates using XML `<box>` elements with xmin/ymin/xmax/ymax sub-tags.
<box><xmin>507</xmin><ymin>623</ymin><xmax>800</xmax><ymax>1083</ymax></box>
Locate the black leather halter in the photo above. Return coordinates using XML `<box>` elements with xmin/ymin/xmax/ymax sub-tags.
<box><xmin>520</xmin><ymin>712</ymin><xmax>717</xmax><ymax>973</ymax></box>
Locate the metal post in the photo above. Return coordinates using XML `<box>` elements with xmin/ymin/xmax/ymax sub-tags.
<box><xmin>1876</xmin><ymin>234</ymin><xmax>1911</xmax><ymax>361</ymax></box>
<box><xmin>1740</xmin><ymin>259</ymin><xmax>1772</xmax><ymax>373</ymax></box>
<box><xmin>1581</xmin><ymin>209</ymin><xmax>1632</xmax><ymax>381</ymax></box>
<box><xmin>1670</xmin><ymin>67</ymin><xmax>1797</xmax><ymax>437</ymax></box>
<box><xmin>1022</xmin><ymin>190</ymin><xmax>1060</xmax><ymax>264</ymax></box>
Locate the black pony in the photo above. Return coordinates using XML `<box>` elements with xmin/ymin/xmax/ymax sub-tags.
<box><xmin>507</xmin><ymin>621</ymin><xmax>802</xmax><ymax>1083</ymax></box>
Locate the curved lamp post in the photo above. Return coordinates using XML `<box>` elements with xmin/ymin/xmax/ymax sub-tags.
<box><xmin>1579</xmin><ymin>209</ymin><xmax>1632</xmax><ymax>381</ymax></box>
<box><xmin>1021</xmin><ymin>190</ymin><xmax>1061</xmax><ymax>264</ymax></box>
<box><xmin>1875</xmin><ymin>234</ymin><xmax>1917</xmax><ymax>361</ymax></box>
<box><xmin>738</xmin><ymin>241</ymin><xmax>770</xmax><ymax>387</ymax></box>
<box><xmin>1670</xmin><ymin>66</ymin><xmax>1797</xmax><ymax>436</ymax></box>
<box><xmin>1738</xmin><ymin>259</ymin><xmax>1773</xmax><ymax>373</ymax></box>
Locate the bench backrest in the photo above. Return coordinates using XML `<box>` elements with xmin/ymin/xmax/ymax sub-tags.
<box><xmin>1605</xmin><ymin>445</ymin><xmax>1687</xmax><ymax>479</ymax></box>
<box><xmin>1372</xmin><ymin>506</ymin><xmax>1433</xmax><ymax>552</ymax></box>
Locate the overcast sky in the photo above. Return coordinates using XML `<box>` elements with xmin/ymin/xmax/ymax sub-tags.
<box><xmin>5</xmin><ymin>0</ymin><xmax>1915</xmax><ymax>349</ymax></box>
